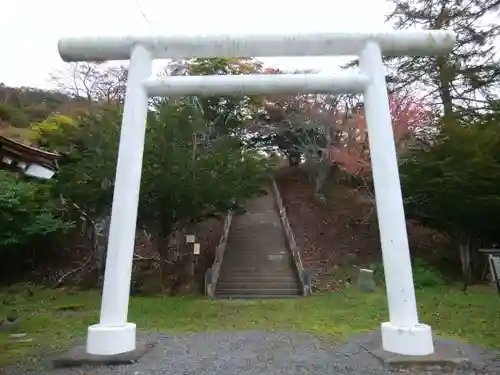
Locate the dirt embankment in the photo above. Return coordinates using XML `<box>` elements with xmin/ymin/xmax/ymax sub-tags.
<box><xmin>10</xmin><ymin>217</ymin><xmax>225</xmax><ymax>295</ymax></box>
<box><xmin>275</xmin><ymin>167</ymin><xmax>450</xmax><ymax>290</ymax></box>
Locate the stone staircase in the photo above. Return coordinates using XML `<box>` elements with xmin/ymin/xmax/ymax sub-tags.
<box><xmin>215</xmin><ymin>189</ymin><xmax>302</xmax><ymax>299</ymax></box>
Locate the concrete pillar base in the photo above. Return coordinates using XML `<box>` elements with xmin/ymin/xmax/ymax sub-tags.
<box><xmin>381</xmin><ymin>322</ymin><xmax>434</xmax><ymax>355</ymax></box>
<box><xmin>86</xmin><ymin>322</ymin><xmax>136</xmax><ymax>355</ymax></box>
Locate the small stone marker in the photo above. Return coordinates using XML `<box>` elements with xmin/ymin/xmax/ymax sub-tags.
<box><xmin>9</xmin><ymin>333</ymin><xmax>27</xmax><ymax>338</ymax></box>
<box><xmin>357</xmin><ymin>268</ymin><xmax>376</xmax><ymax>292</ymax></box>
<box><xmin>16</xmin><ymin>338</ymin><xmax>33</xmax><ymax>343</ymax></box>
<box><xmin>9</xmin><ymin>333</ymin><xmax>32</xmax><ymax>343</ymax></box>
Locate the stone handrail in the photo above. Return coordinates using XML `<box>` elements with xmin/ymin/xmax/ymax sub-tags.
<box><xmin>271</xmin><ymin>179</ymin><xmax>313</xmax><ymax>296</ymax></box>
<box><xmin>205</xmin><ymin>210</ymin><xmax>233</xmax><ymax>297</ymax></box>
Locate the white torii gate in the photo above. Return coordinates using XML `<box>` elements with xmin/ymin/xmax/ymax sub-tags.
<box><xmin>58</xmin><ymin>30</ymin><xmax>455</xmax><ymax>357</ymax></box>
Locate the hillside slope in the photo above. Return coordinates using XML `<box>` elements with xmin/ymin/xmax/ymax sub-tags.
<box><xmin>275</xmin><ymin>167</ymin><xmax>450</xmax><ymax>291</ymax></box>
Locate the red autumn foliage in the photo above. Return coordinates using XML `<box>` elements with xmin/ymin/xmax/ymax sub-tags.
<box><xmin>332</xmin><ymin>91</ymin><xmax>434</xmax><ymax>177</ymax></box>
<box><xmin>259</xmin><ymin>68</ymin><xmax>435</xmax><ymax>179</ymax></box>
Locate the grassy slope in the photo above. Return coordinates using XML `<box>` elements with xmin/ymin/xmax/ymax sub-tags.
<box><xmin>0</xmin><ymin>127</ymin><xmax>36</xmax><ymax>144</ymax></box>
<box><xmin>1</xmin><ymin>284</ymin><xmax>499</xmax><ymax>366</ymax></box>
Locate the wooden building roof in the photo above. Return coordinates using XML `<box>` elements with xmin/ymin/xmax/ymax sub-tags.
<box><xmin>0</xmin><ymin>135</ymin><xmax>61</xmax><ymax>179</ymax></box>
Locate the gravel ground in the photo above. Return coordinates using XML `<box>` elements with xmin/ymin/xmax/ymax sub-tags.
<box><xmin>8</xmin><ymin>331</ymin><xmax>500</xmax><ymax>375</ymax></box>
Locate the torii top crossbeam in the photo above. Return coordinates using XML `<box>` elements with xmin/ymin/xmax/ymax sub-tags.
<box><xmin>58</xmin><ymin>30</ymin><xmax>455</xmax><ymax>61</ymax></box>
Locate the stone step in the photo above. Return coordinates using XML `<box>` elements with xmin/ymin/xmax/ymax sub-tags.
<box><xmin>224</xmin><ymin>252</ymin><xmax>292</xmax><ymax>261</ymax></box>
<box><xmin>221</xmin><ymin>265</ymin><xmax>294</xmax><ymax>271</ymax></box>
<box><xmin>219</xmin><ymin>274</ymin><xmax>297</xmax><ymax>281</ymax></box>
<box><xmin>221</xmin><ymin>265</ymin><xmax>295</xmax><ymax>272</ymax></box>
<box><xmin>218</xmin><ymin>274</ymin><xmax>298</xmax><ymax>281</ymax></box>
<box><xmin>228</xmin><ymin>233</ymin><xmax>285</xmax><ymax>240</ymax></box>
<box><xmin>225</xmin><ymin>247</ymin><xmax>289</xmax><ymax>251</ymax></box>
<box><xmin>227</xmin><ymin>241</ymin><xmax>285</xmax><ymax>246</ymax></box>
<box><xmin>224</xmin><ymin>256</ymin><xmax>293</xmax><ymax>267</ymax></box>
<box><xmin>224</xmin><ymin>248</ymin><xmax>291</xmax><ymax>254</ymax></box>
<box><xmin>230</xmin><ymin>223</ymin><xmax>281</xmax><ymax>227</ymax></box>
<box><xmin>228</xmin><ymin>238</ymin><xmax>283</xmax><ymax>242</ymax></box>
<box><xmin>219</xmin><ymin>274</ymin><xmax>297</xmax><ymax>280</ymax></box>
<box><xmin>217</xmin><ymin>280</ymin><xmax>301</xmax><ymax>289</ymax></box>
<box><xmin>221</xmin><ymin>262</ymin><xmax>291</xmax><ymax>268</ymax></box>
<box><xmin>219</xmin><ymin>275</ymin><xmax>297</xmax><ymax>283</ymax></box>
<box><xmin>228</xmin><ymin>231</ymin><xmax>284</xmax><ymax>237</ymax></box>
<box><xmin>215</xmin><ymin>288</ymin><xmax>301</xmax><ymax>296</ymax></box>
<box><xmin>220</xmin><ymin>265</ymin><xmax>295</xmax><ymax>270</ymax></box>
<box><xmin>219</xmin><ymin>267</ymin><xmax>296</xmax><ymax>274</ymax></box>
<box><xmin>230</xmin><ymin>228</ymin><xmax>282</xmax><ymax>233</ymax></box>
<box><xmin>224</xmin><ymin>250</ymin><xmax>291</xmax><ymax>256</ymax></box>
<box><xmin>230</xmin><ymin>217</ymin><xmax>281</xmax><ymax>224</ymax></box>
<box><xmin>224</xmin><ymin>249</ymin><xmax>291</xmax><ymax>254</ymax></box>
<box><xmin>226</xmin><ymin>240</ymin><xmax>287</xmax><ymax>245</ymax></box>
<box><xmin>226</xmin><ymin>241</ymin><xmax>287</xmax><ymax>248</ymax></box>
<box><xmin>226</xmin><ymin>248</ymin><xmax>286</xmax><ymax>253</ymax></box>
<box><xmin>217</xmin><ymin>281</ymin><xmax>299</xmax><ymax>288</ymax></box>
<box><xmin>215</xmin><ymin>294</ymin><xmax>301</xmax><ymax>300</ymax></box>
<box><xmin>222</xmin><ymin>258</ymin><xmax>292</xmax><ymax>263</ymax></box>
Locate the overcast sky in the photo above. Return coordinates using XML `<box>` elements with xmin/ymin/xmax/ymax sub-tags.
<box><xmin>0</xmin><ymin>0</ymin><xmax>393</xmax><ymax>89</ymax></box>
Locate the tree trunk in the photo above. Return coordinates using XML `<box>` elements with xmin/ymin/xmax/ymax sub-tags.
<box><xmin>436</xmin><ymin>56</ymin><xmax>455</xmax><ymax>124</ymax></box>
<box><xmin>157</xmin><ymin>221</ymin><xmax>174</xmax><ymax>294</ymax></box>
<box><xmin>458</xmin><ymin>232</ymin><xmax>472</xmax><ymax>290</ymax></box>
<box><xmin>288</xmin><ymin>151</ymin><xmax>301</xmax><ymax>166</ymax></box>
<box><xmin>314</xmin><ymin>159</ymin><xmax>331</xmax><ymax>194</ymax></box>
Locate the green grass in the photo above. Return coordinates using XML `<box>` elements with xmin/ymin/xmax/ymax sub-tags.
<box><xmin>0</xmin><ymin>284</ymin><xmax>499</xmax><ymax>366</ymax></box>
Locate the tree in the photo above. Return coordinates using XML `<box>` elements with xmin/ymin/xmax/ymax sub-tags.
<box><xmin>257</xmin><ymin>80</ymin><xmax>435</xmax><ymax>193</ymax></box>
<box><xmin>30</xmin><ymin>114</ymin><xmax>80</xmax><ymax>152</ymax></box>
<box><xmin>164</xmin><ymin>58</ymin><xmax>264</xmax><ymax>135</ymax></box>
<box><xmin>271</xmin><ymin>95</ymin><xmax>345</xmax><ymax>192</ymax></box>
<box><xmin>0</xmin><ymin>171</ymin><xmax>72</xmax><ymax>246</ymax></box>
<box><xmin>49</xmin><ymin>58</ymin><xmax>272</xmax><ymax>238</ymax></box>
<box><xmin>332</xmin><ymin>90</ymin><xmax>436</xmax><ymax>179</ymax></box>
<box><xmin>50</xmin><ymin>99</ymin><xmax>272</xmax><ymax>290</ymax></box>
<box><xmin>52</xmin><ymin>108</ymin><xmax>122</xmax><ymax>217</ymax></box>
<box><xmin>247</xmin><ymin>68</ymin><xmax>353</xmax><ymax>192</ymax></box>
<box><xmin>0</xmin><ymin>171</ymin><xmax>73</xmax><ymax>280</ymax></box>
<box><xmin>385</xmin><ymin>0</ymin><xmax>500</xmax><ymax>121</ymax></box>
<box><xmin>139</xmin><ymin>99</ymin><xmax>271</xmax><ymax>288</ymax></box>
<box><xmin>0</xmin><ymin>103</ymin><xmax>30</xmax><ymax>128</ymax></box>
<box><xmin>50</xmin><ymin>62</ymin><xmax>127</xmax><ymax>110</ymax></box>
<box><xmin>0</xmin><ymin>84</ymin><xmax>86</xmax><ymax>124</ymax></box>
<box><xmin>139</xmin><ymin>99</ymin><xmax>272</xmax><ymax>238</ymax></box>
<box><xmin>400</xmin><ymin>116</ymin><xmax>500</xmax><ymax>280</ymax></box>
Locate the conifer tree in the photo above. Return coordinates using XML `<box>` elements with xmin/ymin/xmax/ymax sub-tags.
<box><xmin>385</xmin><ymin>0</ymin><xmax>500</xmax><ymax>121</ymax></box>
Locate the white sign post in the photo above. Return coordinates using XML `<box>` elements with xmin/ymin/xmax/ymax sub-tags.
<box><xmin>193</xmin><ymin>243</ymin><xmax>201</xmax><ymax>255</ymax></box>
<box><xmin>58</xmin><ymin>30</ymin><xmax>455</xmax><ymax>357</ymax></box>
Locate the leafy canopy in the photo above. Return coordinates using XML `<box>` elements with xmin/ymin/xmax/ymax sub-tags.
<box><xmin>401</xmin><ymin>119</ymin><xmax>500</xmax><ymax>241</ymax></box>
<box><xmin>0</xmin><ymin>171</ymin><xmax>73</xmax><ymax>247</ymax></box>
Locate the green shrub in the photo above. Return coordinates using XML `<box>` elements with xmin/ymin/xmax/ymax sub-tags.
<box><xmin>0</xmin><ymin>171</ymin><xmax>73</xmax><ymax>248</ymax></box>
<box><xmin>0</xmin><ymin>104</ymin><xmax>30</xmax><ymax>128</ymax></box>
<box><xmin>372</xmin><ymin>258</ymin><xmax>446</xmax><ymax>289</ymax></box>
